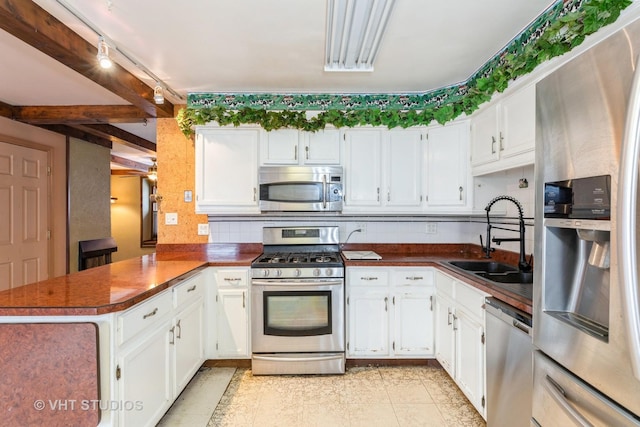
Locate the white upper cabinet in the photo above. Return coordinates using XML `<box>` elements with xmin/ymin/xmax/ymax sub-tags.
<box><xmin>425</xmin><ymin>121</ymin><xmax>471</xmax><ymax>209</ymax></box>
<box><xmin>342</xmin><ymin>128</ymin><xmax>423</xmax><ymax>212</ymax></box>
<box><xmin>471</xmin><ymin>84</ymin><xmax>535</xmax><ymax>176</ymax></box>
<box><xmin>195</xmin><ymin>127</ymin><xmax>260</xmax><ymax>214</ymax></box>
<box><xmin>260</xmin><ymin>128</ymin><xmax>341</xmax><ymax>165</ymax></box>
<box><xmin>342</xmin><ymin>128</ymin><xmax>383</xmax><ymax>209</ymax></box>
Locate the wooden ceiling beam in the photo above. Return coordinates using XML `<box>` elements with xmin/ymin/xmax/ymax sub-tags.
<box><xmin>77</xmin><ymin>123</ymin><xmax>156</xmax><ymax>153</ymax></box>
<box><xmin>13</xmin><ymin>105</ymin><xmax>151</xmax><ymax>124</ymax></box>
<box><xmin>110</xmin><ymin>155</ymin><xmax>149</xmax><ymax>172</ymax></box>
<box><xmin>0</xmin><ymin>100</ymin><xmax>15</xmax><ymax>118</ymax></box>
<box><xmin>0</xmin><ymin>0</ymin><xmax>175</xmax><ymax>118</ymax></box>
<box><xmin>39</xmin><ymin>124</ymin><xmax>112</xmax><ymax>149</ymax></box>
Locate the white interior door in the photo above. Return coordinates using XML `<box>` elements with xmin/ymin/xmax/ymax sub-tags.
<box><xmin>0</xmin><ymin>141</ymin><xmax>49</xmax><ymax>289</ymax></box>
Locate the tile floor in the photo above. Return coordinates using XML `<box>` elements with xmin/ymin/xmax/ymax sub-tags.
<box><xmin>159</xmin><ymin>365</ymin><xmax>486</xmax><ymax>427</ymax></box>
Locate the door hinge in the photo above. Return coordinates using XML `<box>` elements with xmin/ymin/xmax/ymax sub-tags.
<box><xmin>47</xmin><ymin>166</ymin><xmax>51</xmax><ymax>176</ymax></box>
<box><xmin>347</xmin><ymin>342</ymin><xmax>349</xmax><ymax>351</ymax></box>
<box><xmin>216</xmin><ymin>294</ymin><xmax>218</xmax><ymax>302</ymax></box>
<box><xmin>429</xmin><ymin>295</ymin><xmax>433</xmax><ymax>311</ymax></box>
<box><xmin>481</xmin><ymin>332</ymin><xmax>485</xmax><ymax>344</ymax></box>
<box><xmin>115</xmin><ymin>364</ymin><xmax>121</xmax><ymax>380</ymax></box>
<box><xmin>46</xmin><ymin>230</ymin><xmax>51</xmax><ymax>240</ymax></box>
<box><xmin>347</xmin><ymin>296</ymin><xmax>349</xmax><ymax>305</ymax></box>
<box><xmin>216</xmin><ymin>342</ymin><xmax>218</xmax><ymax>350</ymax></box>
<box><xmin>392</xmin><ymin>341</ymin><xmax>395</xmax><ymax>351</ymax></box>
<box><xmin>482</xmin><ymin>395</ymin><xmax>485</xmax><ymax>408</ymax></box>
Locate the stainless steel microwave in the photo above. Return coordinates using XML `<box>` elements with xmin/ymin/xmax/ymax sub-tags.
<box><xmin>258</xmin><ymin>166</ymin><xmax>343</xmax><ymax>212</ymax></box>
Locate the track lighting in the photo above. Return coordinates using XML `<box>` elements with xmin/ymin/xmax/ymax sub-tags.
<box><xmin>96</xmin><ymin>36</ymin><xmax>113</xmax><ymax>69</ymax></box>
<box><xmin>153</xmin><ymin>84</ymin><xmax>164</xmax><ymax>104</ymax></box>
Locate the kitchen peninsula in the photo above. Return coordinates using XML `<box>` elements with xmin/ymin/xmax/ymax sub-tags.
<box><xmin>0</xmin><ymin>243</ymin><xmax>530</xmax><ymax>426</ymax></box>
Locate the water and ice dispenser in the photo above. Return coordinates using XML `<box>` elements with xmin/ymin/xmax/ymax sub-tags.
<box><xmin>542</xmin><ymin>175</ymin><xmax>611</xmax><ymax>341</ymax></box>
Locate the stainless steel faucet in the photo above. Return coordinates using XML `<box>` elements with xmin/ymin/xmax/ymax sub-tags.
<box><xmin>484</xmin><ymin>195</ymin><xmax>532</xmax><ymax>272</ymax></box>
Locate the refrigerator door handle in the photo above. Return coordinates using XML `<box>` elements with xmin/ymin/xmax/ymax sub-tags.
<box><xmin>618</xmin><ymin>55</ymin><xmax>640</xmax><ymax>381</ymax></box>
<box><xmin>544</xmin><ymin>375</ymin><xmax>594</xmax><ymax>427</ymax></box>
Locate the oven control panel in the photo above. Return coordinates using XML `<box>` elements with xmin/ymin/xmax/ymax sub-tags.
<box><xmin>252</xmin><ymin>267</ymin><xmax>344</xmax><ymax>279</ymax></box>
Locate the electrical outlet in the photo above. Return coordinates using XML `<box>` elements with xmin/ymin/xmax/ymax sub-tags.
<box><xmin>425</xmin><ymin>223</ymin><xmax>438</xmax><ymax>234</ymax></box>
<box><xmin>197</xmin><ymin>223</ymin><xmax>209</xmax><ymax>235</ymax></box>
<box><xmin>355</xmin><ymin>223</ymin><xmax>367</xmax><ymax>233</ymax></box>
<box><xmin>165</xmin><ymin>212</ymin><xmax>178</xmax><ymax>225</ymax></box>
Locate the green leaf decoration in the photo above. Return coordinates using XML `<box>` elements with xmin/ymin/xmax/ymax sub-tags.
<box><xmin>177</xmin><ymin>0</ymin><xmax>633</xmax><ymax>138</ymax></box>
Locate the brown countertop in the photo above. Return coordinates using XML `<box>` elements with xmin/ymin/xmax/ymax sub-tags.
<box><xmin>341</xmin><ymin>243</ymin><xmax>533</xmax><ymax>314</ymax></box>
<box><xmin>0</xmin><ymin>243</ymin><xmax>531</xmax><ymax>317</ymax></box>
<box><xmin>0</xmin><ymin>244</ymin><xmax>262</xmax><ymax>317</ymax></box>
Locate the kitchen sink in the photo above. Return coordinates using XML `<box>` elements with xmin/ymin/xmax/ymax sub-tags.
<box><xmin>446</xmin><ymin>260</ymin><xmax>519</xmax><ymax>273</ymax></box>
<box><xmin>477</xmin><ymin>271</ymin><xmax>533</xmax><ymax>284</ymax></box>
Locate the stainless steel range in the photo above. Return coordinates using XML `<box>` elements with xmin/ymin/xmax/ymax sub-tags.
<box><xmin>251</xmin><ymin>226</ymin><xmax>345</xmax><ymax>375</ymax></box>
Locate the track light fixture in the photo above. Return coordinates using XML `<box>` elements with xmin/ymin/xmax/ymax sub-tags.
<box><xmin>153</xmin><ymin>84</ymin><xmax>165</xmax><ymax>104</ymax></box>
<box><xmin>96</xmin><ymin>36</ymin><xmax>113</xmax><ymax>69</ymax></box>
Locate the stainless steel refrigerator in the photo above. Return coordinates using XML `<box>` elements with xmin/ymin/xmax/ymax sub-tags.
<box><xmin>533</xmin><ymin>15</ymin><xmax>640</xmax><ymax>426</ymax></box>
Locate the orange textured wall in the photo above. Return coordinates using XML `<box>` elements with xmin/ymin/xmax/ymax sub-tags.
<box><xmin>156</xmin><ymin>112</ymin><xmax>208</xmax><ymax>244</ymax></box>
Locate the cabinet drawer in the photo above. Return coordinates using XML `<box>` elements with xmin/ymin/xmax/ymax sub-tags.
<box><xmin>214</xmin><ymin>270</ymin><xmax>248</xmax><ymax>288</ymax></box>
<box><xmin>347</xmin><ymin>269</ymin><xmax>389</xmax><ymax>287</ymax></box>
<box><xmin>173</xmin><ymin>274</ymin><xmax>204</xmax><ymax>308</ymax></box>
<box><xmin>393</xmin><ymin>269</ymin><xmax>434</xmax><ymax>286</ymax></box>
<box><xmin>455</xmin><ymin>281</ymin><xmax>488</xmax><ymax>318</ymax></box>
<box><xmin>118</xmin><ymin>291</ymin><xmax>173</xmax><ymax>345</ymax></box>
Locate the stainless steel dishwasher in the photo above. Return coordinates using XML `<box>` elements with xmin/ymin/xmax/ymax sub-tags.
<box><xmin>485</xmin><ymin>297</ymin><xmax>533</xmax><ymax>426</ymax></box>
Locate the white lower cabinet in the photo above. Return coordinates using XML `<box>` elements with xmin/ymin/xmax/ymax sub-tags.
<box><xmin>347</xmin><ymin>267</ymin><xmax>435</xmax><ymax>358</ymax></box>
<box><xmin>210</xmin><ymin>268</ymin><xmax>251</xmax><ymax>358</ymax></box>
<box><xmin>116</xmin><ymin>271</ymin><xmax>205</xmax><ymax>427</ymax></box>
<box><xmin>435</xmin><ymin>269</ymin><xmax>489</xmax><ymax>419</ymax></box>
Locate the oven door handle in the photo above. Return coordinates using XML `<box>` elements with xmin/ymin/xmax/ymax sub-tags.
<box><xmin>252</xmin><ymin>354</ymin><xmax>343</xmax><ymax>363</ymax></box>
<box><xmin>252</xmin><ymin>279</ymin><xmax>343</xmax><ymax>287</ymax></box>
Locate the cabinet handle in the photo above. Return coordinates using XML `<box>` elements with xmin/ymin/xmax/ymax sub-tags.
<box><xmin>430</xmin><ymin>295</ymin><xmax>434</xmax><ymax>311</ymax></box>
<box><xmin>169</xmin><ymin>326</ymin><xmax>175</xmax><ymax>345</ymax></box>
<box><xmin>377</xmin><ymin>187</ymin><xmax>380</xmax><ymax>202</ymax></box>
<box><xmin>305</xmin><ymin>145</ymin><xmax>309</xmax><ymax>160</ymax></box>
<box><xmin>176</xmin><ymin>319</ymin><xmax>182</xmax><ymax>339</ymax></box>
<box><xmin>499</xmin><ymin>132</ymin><xmax>504</xmax><ymax>151</ymax></box>
<box><xmin>242</xmin><ymin>291</ymin><xmax>246</xmax><ymax>308</ymax></box>
<box><xmin>406</xmin><ymin>276</ymin><xmax>423</xmax><ymax>281</ymax></box>
<box><xmin>447</xmin><ymin>308</ymin><xmax>452</xmax><ymax>325</ymax></box>
<box><xmin>491</xmin><ymin>136</ymin><xmax>496</xmax><ymax>154</ymax></box>
<box><xmin>187</xmin><ymin>285</ymin><xmax>197</xmax><ymax>292</ymax></box>
<box><xmin>253</xmin><ymin>187</ymin><xmax>257</xmax><ymax>202</ymax></box>
<box><xmin>459</xmin><ymin>186</ymin><xmax>463</xmax><ymax>201</ymax></box>
<box><xmin>143</xmin><ymin>307</ymin><xmax>158</xmax><ymax>320</ymax></box>
<box><xmin>224</xmin><ymin>277</ymin><xmax>241</xmax><ymax>283</ymax></box>
<box><xmin>384</xmin><ymin>297</ymin><xmax>388</xmax><ymax>312</ymax></box>
<box><xmin>387</xmin><ymin>190</ymin><xmax>390</xmax><ymax>202</ymax></box>
<box><xmin>294</xmin><ymin>145</ymin><xmax>298</xmax><ymax>161</ymax></box>
<box><xmin>361</xmin><ymin>277</ymin><xmax>378</xmax><ymax>281</ymax></box>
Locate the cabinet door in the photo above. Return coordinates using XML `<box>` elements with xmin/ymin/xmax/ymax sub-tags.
<box><xmin>260</xmin><ymin>129</ymin><xmax>300</xmax><ymax>164</ymax></box>
<box><xmin>470</xmin><ymin>105</ymin><xmax>499</xmax><ymax>166</ymax></box>
<box><xmin>434</xmin><ymin>294</ymin><xmax>455</xmax><ymax>377</ymax></box>
<box><xmin>216</xmin><ymin>288</ymin><xmax>250</xmax><ymax>357</ymax></box>
<box><xmin>500</xmin><ymin>84</ymin><xmax>535</xmax><ymax>158</ymax></box>
<box><xmin>455</xmin><ymin>308</ymin><xmax>486</xmax><ymax>417</ymax></box>
<box><xmin>386</xmin><ymin>130</ymin><xmax>423</xmax><ymax>209</ymax></box>
<box><xmin>118</xmin><ymin>320</ymin><xmax>172</xmax><ymax>427</ymax></box>
<box><xmin>195</xmin><ymin>128</ymin><xmax>259</xmax><ymax>213</ymax></box>
<box><xmin>173</xmin><ymin>299</ymin><xmax>204</xmax><ymax>396</ymax></box>
<box><xmin>304</xmin><ymin>129</ymin><xmax>340</xmax><ymax>164</ymax></box>
<box><xmin>426</xmin><ymin>122</ymin><xmax>470</xmax><ymax>207</ymax></box>
<box><xmin>394</xmin><ymin>289</ymin><xmax>435</xmax><ymax>356</ymax></box>
<box><xmin>343</xmin><ymin>129</ymin><xmax>382</xmax><ymax>208</ymax></box>
<box><xmin>347</xmin><ymin>289</ymin><xmax>390</xmax><ymax>357</ymax></box>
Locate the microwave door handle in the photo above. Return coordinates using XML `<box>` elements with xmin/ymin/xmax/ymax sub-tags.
<box><xmin>618</xmin><ymin>55</ymin><xmax>640</xmax><ymax>381</ymax></box>
<box><xmin>322</xmin><ymin>175</ymin><xmax>327</xmax><ymax>209</ymax></box>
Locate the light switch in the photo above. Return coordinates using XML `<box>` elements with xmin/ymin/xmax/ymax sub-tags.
<box><xmin>184</xmin><ymin>190</ymin><xmax>192</xmax><ymax>202</ymax></box>
<box><xmin>197</xmin><ymin>224</ymin><xmax>209</xmax><ymax>235</ymax></box>
<box><xmin>165</xmin><ymin>212</ymin><xmax>178</xmax><ymax>225</ymax></box>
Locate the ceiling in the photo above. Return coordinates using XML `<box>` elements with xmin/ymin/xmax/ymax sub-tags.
<box><xmin>0</xmin><ymin>0</ymin><xmax>558</xmax><ymax>171</ymax></box>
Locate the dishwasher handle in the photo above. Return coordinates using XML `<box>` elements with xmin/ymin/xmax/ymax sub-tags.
<box><xmin>485</xmin><ymin>297</ymin><xmax>532</xmax><ymax>333</ymax></box>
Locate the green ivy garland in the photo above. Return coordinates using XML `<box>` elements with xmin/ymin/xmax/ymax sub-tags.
<box><xmin>176</xmin><ymin>0</ymin><xmax>632</xmax><ymax>138</ymax></box>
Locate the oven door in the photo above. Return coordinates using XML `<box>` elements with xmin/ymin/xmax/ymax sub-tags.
<box><xmin>251</xmin><ymin>279</ymin><xmax>345</xmax><ymax>353</ymax></box>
